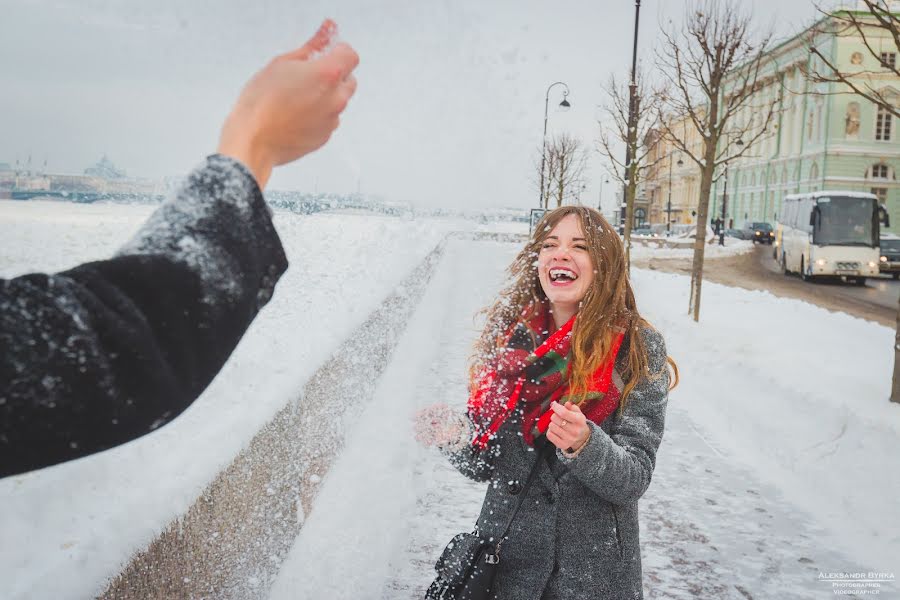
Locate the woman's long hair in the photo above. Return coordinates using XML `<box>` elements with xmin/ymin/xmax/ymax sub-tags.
<box><xmin>469</xmin><ymin>206</ymin><xmax>678</xmax><ymax>412</ymax></box>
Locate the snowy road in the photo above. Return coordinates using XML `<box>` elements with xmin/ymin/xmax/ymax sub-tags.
<box><xmin>269</xmin><ymin>238</ymin><xmax>889</xmax><ymax>599</ymax></box>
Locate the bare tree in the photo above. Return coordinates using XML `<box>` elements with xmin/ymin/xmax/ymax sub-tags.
<box><xmin>806</xmin><ymin>1</ymin><xmax>900</xmax><ymax>119</ymax></box>
<box><xmin>656</xmin><ymin>0</ymin><xmax>780</xmax><ymax>322</ymax></box>
<box><xmin>597</xmin><ymin>69</ymin><xmax>663</xmax><ymax>269</ymax></box>
<box><xmin>806</xmin><ymin>2</ymin><xmax>900</xmax><ymax>404</ymax></box>
<box><xmin>539</xmin><ymin>133</ymin><xmax>588</xmax><ymax>208</ymax></box>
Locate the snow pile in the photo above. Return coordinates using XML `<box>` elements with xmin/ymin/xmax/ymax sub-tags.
<box><xmin>0</xmin><ymin>200</ymin><xmax>459</xmax><ymax>600</ymax></box>
<box><xmin>629</xmin><ymin>238</ymin><xmax>754</xmax><ymax>260</ymax></box>
<box><xmin>634</xmin><ymin>269</ymin><xmax>898</xmax><ymax>570</ymax></box>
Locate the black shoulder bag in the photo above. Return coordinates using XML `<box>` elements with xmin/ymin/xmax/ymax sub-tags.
<box><xmin>425</xmin><ymin>444</ymin><xmax>549</xmax><ymax>600</ymax></box>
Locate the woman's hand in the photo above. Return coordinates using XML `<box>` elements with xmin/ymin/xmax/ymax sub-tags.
<box><xmin>547</xmin><ymin>401</ymin><xmax>591</xmax><ymax>454</ymax></box>
<box><xmin>217</xmin><ymin>19</ymin><xmax>359</xmax><ymax>188</ymax></box>
<box><xmin>414</xmin><ymin>404</ymin><xmax>468</xmax><ymax>448</ymax></box>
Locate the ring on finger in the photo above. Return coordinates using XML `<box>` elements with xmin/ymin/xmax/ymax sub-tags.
<box><xmin>561</xmin><ymin>420</ymin><xmax>568</xmax><ymax>427</ymax></box>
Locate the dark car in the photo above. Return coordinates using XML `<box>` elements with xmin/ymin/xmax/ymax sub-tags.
<box><xmin>744</xmin><ymin>221</ymin><xmax>775</xmax><ymax>244</ymax></box>
<box><xmin>880</xmin><ymin>235</ymin><xmax>900</xmax><ymax>279</ymax></box>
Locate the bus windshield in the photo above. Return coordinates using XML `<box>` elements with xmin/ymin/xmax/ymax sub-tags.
<box><xmin>814</xmin><ymin>196</ymin><xmax>877</xmax><ymax>247</ymax></box>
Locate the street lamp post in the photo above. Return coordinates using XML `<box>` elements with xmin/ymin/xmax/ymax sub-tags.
<box><xmin>718</xmin><ymin>137</ymin><xmax>744</xmax><ymax>246</ymax></box>
<box><xmin>620</xmin><ymin>0</ymin><xmax>642</xmax><ymax>233</ymax></box>
<box><xmin>665</xmin><ymin>154</ymin><xmax>683</xmax><ymax>237</ymax></box>
<box><xmin>598</xmin><ymin>177</ymin><xmax>609</xmax><ymax>212</ymax></box>
<box><xmin>539</xmin><ymin>82</ymin><xmax>571</xmax><ymax>208</ymax></box>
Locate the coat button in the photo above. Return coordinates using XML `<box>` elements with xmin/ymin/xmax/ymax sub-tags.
<box><xmin>507</xmin><ymin>481</ymin><xmax>521</xmax><ymax>495</ymax></box>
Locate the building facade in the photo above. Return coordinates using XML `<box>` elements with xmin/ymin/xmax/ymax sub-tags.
<box><xmin>646</xmin><ymin>8</ymin><xmax>900</xmax><ymax>232</ymax></box>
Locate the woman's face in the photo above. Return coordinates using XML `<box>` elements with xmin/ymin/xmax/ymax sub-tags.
<box><xmin>537</xmin><ymin>213</ymin><xmax>596</xmax><ymax>312</ymax></box>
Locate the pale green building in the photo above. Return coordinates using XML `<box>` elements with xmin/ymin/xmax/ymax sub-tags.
<box><xmin>712</xmin><ymin>9</ymin><xmax>899</xmax><ymax>232</ymax></box>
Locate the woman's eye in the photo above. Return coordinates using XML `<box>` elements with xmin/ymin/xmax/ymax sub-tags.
<box><xmin>541</xmin><ymin>243</ymin><xmax>556</xmax><ymax>250</ymax></box>
<box><xmin>575</xmin><ymin>245</ymin><xmax>587</xmax><ymax>250</ymax></box>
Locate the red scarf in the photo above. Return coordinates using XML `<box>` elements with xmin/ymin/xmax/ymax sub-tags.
<box><xmin>467</xmin><ymin>304</ymin><xmax>625</xmax><ymax>450</ymax></box>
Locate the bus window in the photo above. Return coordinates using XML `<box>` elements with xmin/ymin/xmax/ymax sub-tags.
<box><xmin>814</xmin><ymin>196</ymin><xmax>877</xmax><ymax>246</ymax></box>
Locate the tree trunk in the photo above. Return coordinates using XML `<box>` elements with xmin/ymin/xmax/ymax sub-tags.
<box><xmin>623</xmin><ymin>169</ymin><xmax>638</xmax><ymax>271</ymax></box>
<box><xmin>892</xmin><ymin>293</ymin><xmax>900</xmax><ymax>403</ymax></box>
<box><xmin>689</xmin><ymin>154</ymin><xmax>716</xmax><ymax>322</ymax></box>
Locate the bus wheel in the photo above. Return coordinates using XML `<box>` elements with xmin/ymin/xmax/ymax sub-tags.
<box><xmin>893</xmin><ymin>273</ymin><xmax>899</xmax><ymax>280</ymax></box>
<box><xmin>854</xmin><ymin>277</ymin><xmax>867</xmax><ymax>287</ymax></box>
<box><xmin>781</xmin><ymin>252</ymin><xmax>788</xmax><ymax>275</ymax></box>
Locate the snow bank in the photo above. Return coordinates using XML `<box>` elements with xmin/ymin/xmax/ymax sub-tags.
<box><xmin>633</xmin><ymin>268</ymin><xmax>899</xmax><ymax>570</ymax></box>
<box><xmin>629</xmin><ymin>237</ymin><xmax>754</xmax><ymax>260</ymax></box>
<box><xmin>0</xmin><ymin>200</ymin><xmax>459</xmax><ymax>600</ymax></box>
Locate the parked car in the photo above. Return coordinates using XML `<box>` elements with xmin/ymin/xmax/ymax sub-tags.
<box><xmin>724</xmin><ymin>228</ymin><xmax>744</xmax><ymax>239</ymax></box>
<box><xmin>743</xmin><ymin>221</ymin><xmax>775</xmax><ymax>244</ymax></box>
<box><xmin>632</xmin><ymin>227</ymin><xmax>656</xmax><ymax>237</ymax></box>
<box><xmin>880</xmin><ymin>233</ymin><xmax>900</xmax><ymax>279</ymax></box>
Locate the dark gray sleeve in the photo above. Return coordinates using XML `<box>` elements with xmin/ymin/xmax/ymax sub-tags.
<box><xmin>440</xmin><ymin>414</ymin><xmax>498</xmax><ymax>482</ymax></box>
<box><xmin>0</xmin><ymin>154</ymin><xmax>288</xmax><ymax>478</ymax></box>
<box><xmin>558</xmin><ymin>328</ymin><xmax>669</xmax><ymax>506</ymax></box>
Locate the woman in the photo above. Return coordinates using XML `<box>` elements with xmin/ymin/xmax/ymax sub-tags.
<box><xmin>416</xmin><ymin>205</ymin><xmax>678</xmax><ymax>600</ymax></box>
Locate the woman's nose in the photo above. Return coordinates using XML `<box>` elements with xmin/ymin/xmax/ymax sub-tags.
<box><xmin>552</xmin><ymin>246</ymin><xmax>573</xmax><ymax>260</ymax></box>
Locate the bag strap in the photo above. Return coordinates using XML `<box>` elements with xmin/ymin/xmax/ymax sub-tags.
<box><xmin>492</xmin><ymin>441</ymin><xmax>551</xmax><ymax>558</ymax></box>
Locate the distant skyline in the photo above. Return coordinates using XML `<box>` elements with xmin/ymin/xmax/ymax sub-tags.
<box><xmin>1</xmin><ymin>0</ymin><xmax>844</xmax><ymax>211</ymax></box>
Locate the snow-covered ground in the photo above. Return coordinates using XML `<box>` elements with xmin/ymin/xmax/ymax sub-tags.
<box><xmin>2</xmin><ymin>201</ymin><xmax>897</xmax><ymax>599</ymax></box>
<box><xmin>0</xmin><ymin>200</ymin><xmax>461</xmax><ymax>599</ymax></box>
<box><xmin>270</xmin><ymin>242</ymin><xmax>898</xmax><ymax>598</ymax></box>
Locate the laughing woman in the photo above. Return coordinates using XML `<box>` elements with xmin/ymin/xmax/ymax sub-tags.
<box><xmin>416</xmin><ymin>206</ymin><xmax>678</xmax><ymax>600</ymax></box>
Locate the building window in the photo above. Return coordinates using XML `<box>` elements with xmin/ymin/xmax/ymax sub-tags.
<box><xmin>880</xmin><ymin>52</ymin><xmax>897</xmax><ymax>69</ymax></box>
<box><xmin>871</xmin><ymin>163</ymin><xmax>890</xmax><ymax>179</ymax></box>
<box><xmin>871</xmin><ymin>187</ymin><xmax>888</xmax><ymax>203</ymax></box>
<box><xmin>876</xmin><ymin>106</ymin><xmax>893</xmax><ymax>141</ymax></box>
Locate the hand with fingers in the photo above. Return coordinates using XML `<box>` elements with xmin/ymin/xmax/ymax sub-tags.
<box><xmin>414</xmin><ymin>403</ymin><xmax>469</xmax><ymax>449</ymax></box>
<box><xmin>217</xmin><ymin>18</ymin><xmax>359</xmax><ymax>188</ymax></box>
<box><xmin>547</xmin><ymin>400</ymin><xmax>592</xmax><ymax>455</ymax></box>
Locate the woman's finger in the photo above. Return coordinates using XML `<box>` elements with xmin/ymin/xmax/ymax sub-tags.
<box><xmin>548</xmin><ymin>423</ymin><xmax>574</xmax><ymax>445</ymax></box>
<box><xmin>283</xmin><ymin>19</ymin><xmax>338</xmax><ymax>61</ymax></box>
<box><xmin>550</xmin><ymin>401</ymin><xmax>581</xmax><ymax>422</ymax></box>
<box><xmin>316</xmin><ymin>42</ymin><xmax>360</xmax><ymax>85</ymax></box>
<box><xmin>546</xmin><ymin>430</ymin><xmax>565</xmax><ymax>449</ymax></box>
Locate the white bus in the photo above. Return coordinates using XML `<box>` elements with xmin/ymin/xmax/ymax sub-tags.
<box><xmin>775</xmin><ymin>191</ymin><xmax>890</xmax><ymax>285</ymax></box>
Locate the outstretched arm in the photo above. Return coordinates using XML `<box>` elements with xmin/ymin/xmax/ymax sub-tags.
<box><xmin>0</xmin><ymin>20</ymin><xmax>359</xmax><ymax>478</ymax></box>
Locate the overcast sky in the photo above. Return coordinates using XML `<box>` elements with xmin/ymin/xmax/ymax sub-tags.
<box><xmin>1</xmin><ymin>0</ymin><xmax>846</xmax><ymax>211</ymax></box>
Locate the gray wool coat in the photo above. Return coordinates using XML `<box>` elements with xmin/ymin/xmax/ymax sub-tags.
<box><xmin>443</xmin><ymin>328</ymin><xmax>669</xmax><ymax>600</ymax></box>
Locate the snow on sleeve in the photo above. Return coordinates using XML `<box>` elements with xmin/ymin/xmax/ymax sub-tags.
<box><xmin>118</xmin><ymin>154</ymin><xmax>278</xmax><ymax>306</ymax></box>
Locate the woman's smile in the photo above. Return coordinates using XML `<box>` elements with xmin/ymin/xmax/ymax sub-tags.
<box><xmin>538</xmin><ymin>214</ymin><xmax>595</xmax><ymax>326</ymax></box>
<box><xmin>548</xmin><ymin>267</ymin><xmax>579</xmax><ymax>286</ymax></box>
